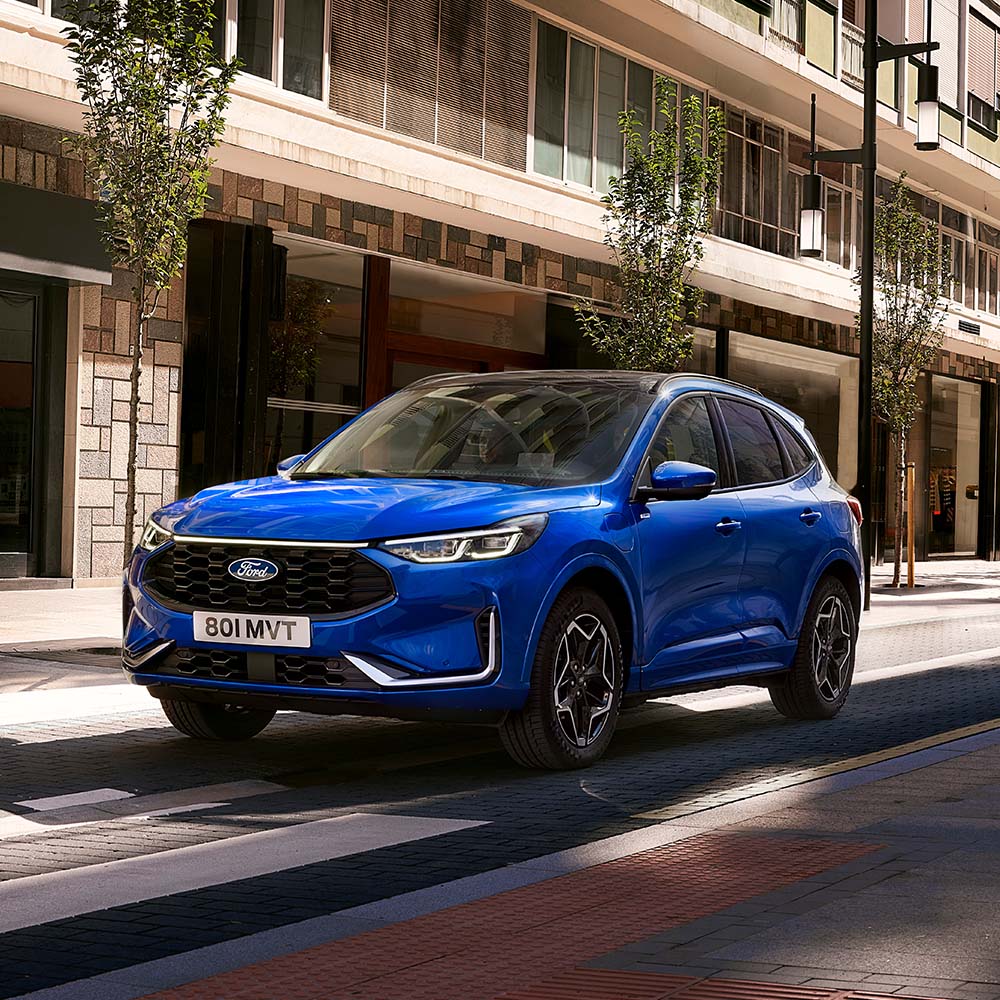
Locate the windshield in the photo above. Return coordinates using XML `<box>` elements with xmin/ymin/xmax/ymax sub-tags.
<box><xmin>292</xmin><ymin>379</ymin><xmax>652</xmax><ymax>487</ymax></box>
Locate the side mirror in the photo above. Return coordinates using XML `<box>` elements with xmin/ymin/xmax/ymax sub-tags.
<box><xmin>638</xmin><ymin>461</ymin><xmax>717</xmax><ymax>502</ymax></box>
<box><xmin>276</xmin><ymin>454</ymin><xmax>305</xmax><ymax>476</ymax></box>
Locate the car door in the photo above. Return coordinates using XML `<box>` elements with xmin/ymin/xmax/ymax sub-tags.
<box><xmin>715</xmin><ymin>397</ymin><xmax>831</xmax><ymax>673</ymax></box>
<box><xmin>634</xmin><ymin>393</ymin><xmax>749</xmax><ymax>692</ymax></box>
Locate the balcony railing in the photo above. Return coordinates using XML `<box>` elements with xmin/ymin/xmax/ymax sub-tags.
<box><xmin>842</xmin><ymin>21</ymin><xmax>865</xmax><ymax>89</ymax></box>
<box><xmin>769</xmin><ymin>0</ymin><xmax>803</xmax><ymax>49</ymax></box>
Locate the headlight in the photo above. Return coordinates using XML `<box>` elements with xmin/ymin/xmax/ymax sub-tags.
<box><xmin>380</xmin><ymin>514</ymin><xmax>548</xmax><ymax>564</ymax></box>
<box><xmin>138</xmin><ymin>517</ymin><xmax>171</xmax><ymax>552</ymax></box>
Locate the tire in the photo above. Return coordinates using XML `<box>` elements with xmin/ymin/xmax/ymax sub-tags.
<box><xmin>500</xmin><ymin>588</ymin><xmax>624</xmax><ymax>769</ymax></box>
<box><xmin>159</xmin><ymin>698</ymin><xmax>276</xmax><ymax>741</ymax></box>
<box><xmin>769</xmin><ymin>576</ymin><xmax>858</xmax><ymax>721</ymax></box>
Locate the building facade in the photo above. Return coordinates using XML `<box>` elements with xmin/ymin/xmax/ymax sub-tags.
<box><xmin>3</xmin><ymin>0</ymin><xmax>1000</xmax><ymax>583</ymax></box>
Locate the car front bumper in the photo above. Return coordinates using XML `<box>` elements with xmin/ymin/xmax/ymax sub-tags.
<box><xmin>123</xmin><ymin>540</ymin><xmax>546</xmax><ymax>718</ymax></box>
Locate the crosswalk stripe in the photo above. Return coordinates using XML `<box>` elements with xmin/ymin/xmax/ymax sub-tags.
<box><xmin>0</xmin><ymin>812</ymin><xmax>485</xmax><ymax>933</ymax></box>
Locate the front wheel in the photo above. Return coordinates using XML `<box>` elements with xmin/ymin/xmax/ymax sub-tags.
<box><xmin>500</xmin><ymin>588</ymin><xmax>623</xmax><ymax>769</ymax></box>
<box><xmin>769</xmin><ymin>576</ymin><xmax>857</xmax><ymax>720</ymax></box>
<box><xmin>160</xmin><ymin>698</ymin><xmax>276</xmax><ymax>740</ymax></box>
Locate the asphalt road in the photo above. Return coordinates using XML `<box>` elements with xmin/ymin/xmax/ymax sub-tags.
<box><xmin>3</xmin><ymin>606</ymin><xmax>1000</xmax><ymax>998</ymax></box>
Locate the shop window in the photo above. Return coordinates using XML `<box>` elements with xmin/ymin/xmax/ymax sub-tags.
<box><xmin>728</xmin><ymin>332</ymin><xmax>859</xmax><ymax>490</ymax></box>
<box><xmin>388</xmin><ymin>260</ymin><xmax>546</xmax><ymax>355</ymax></box>
<box><xmin>928</xmin><ymin>376</ymin><xmax>981</xmax><ymax>556</ymax></box>
<box><xmin>0</xmin><ymin>291</ymin><xmax>35</xmax><ymax>558</ymax></box>
<box><xmin>265</xmin><ymin>238</ymin><xmax>364</xmax><ymax>468</ymax></box>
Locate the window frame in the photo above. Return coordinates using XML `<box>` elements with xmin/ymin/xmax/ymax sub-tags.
<box><xmin>529</xmin><ymin>15</ymin><xmax>689</xmax><ymax>195</ymax></box>
<box><xmin>630</xmin><ymin>391</ymin><xmax>732</xmax><ymax>501</ymax></box>
<box><xmin>771</xmin><ymin>415</ymin><xmax>819</xmax><ymax>478</ymax></box>
<box><xmin>219</xmin><ymin>0</ymin><xmax>332</xmax><ymax>104</ymax></box>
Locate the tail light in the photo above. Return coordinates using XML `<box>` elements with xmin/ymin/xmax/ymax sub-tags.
<box><xmin>846</xmin><ymin>496</ymin><xmax>863</xmax><ymax>526</ymax></box>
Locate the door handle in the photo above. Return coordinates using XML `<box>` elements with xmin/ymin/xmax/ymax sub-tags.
<box><xmin>715</xmin><ymin>517</ymin><xmax>742</xmax><ymax>535</ymax></box>
<box><xmin>800</xmin><ymin>508</ymin><xmax>823</xmax><ymax>526</ymax></box>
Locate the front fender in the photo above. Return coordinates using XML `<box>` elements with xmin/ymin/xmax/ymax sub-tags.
<box><xmin>520</xmin><ymin>547</ymin><xmax>642</xmax><ymax>690</ymax></box>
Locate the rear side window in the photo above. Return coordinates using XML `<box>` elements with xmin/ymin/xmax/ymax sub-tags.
<box><xmin>774</xmin><ymin>420</ymin><xmax>814</xmax><ymax>475</ymax></box>
<box><xmin>717</xmin><ymin>398</ymin><xmax>785</xmax><ymax>485</ymax></box>
<box><xmin>649</xmin><ymin>395</ymin><xmax>721</xmax><ymax>477</ymax></box>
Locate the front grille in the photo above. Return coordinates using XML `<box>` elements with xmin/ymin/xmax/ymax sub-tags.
<box><xmin>160</xmin><ymin>648</ymin><xmax>248</xmax><ymax>681</ymax></box>
<box><xmin>275</xmin><ymin>654</ymin><xmax>377</xmax><ymax>690</ymax></box>
<box><xmin>149</xmin><ymin>648</ymin><xmax>379</xmax><ymax>691</ymax></box>
<box><xmin>144</xmin><ymin>542</ymin><xmax>394</xmax><ymax>617</ymax></box>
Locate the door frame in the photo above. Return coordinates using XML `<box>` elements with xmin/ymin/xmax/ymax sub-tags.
<box><xmin>0</xmin><ymin>272</ymin><xmax>66</xmax><ymax>579</ymax></box>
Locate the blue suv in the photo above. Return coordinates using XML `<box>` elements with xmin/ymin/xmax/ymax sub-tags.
<box><xmin>124</xmin><ymin>371</ymin><xmax>863</xmax><ymax>769</ymax></box>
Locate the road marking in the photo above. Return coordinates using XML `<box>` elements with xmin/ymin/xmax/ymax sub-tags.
<box><xmin>635</xmin><ymin>715</ymin><xmax>1000</xmax><ymax>819</ymax></box>
<box><xmin>1</xmin><ymin>683</ymin><xmax>155</xmax><ymax>725</ymax></box>
<box><xmin>16</xmin><ymin>788</ymin><xmax>134</xmax><ymax>811</ymax></box>
<box><xmin>0</xmin><ymin>780</ymin><xmax>287</xmax><ymax>841</ymax></box>
<box><xmin>0</xmin><ymin>812</ymin><xmax>486</xmax><ymax>933</ymax></box>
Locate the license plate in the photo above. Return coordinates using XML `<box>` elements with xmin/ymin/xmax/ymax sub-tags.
<box><xmin>193</xmin><ymin>611</ymin><xmax>311</xmax><ymax>649</ymax></box>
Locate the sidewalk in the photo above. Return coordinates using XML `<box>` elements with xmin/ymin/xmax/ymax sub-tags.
<box><xmin>38</xmin><ymin>717</ymin><xmax>1000</xmax><ymax>1000</ymax></box>
<box><xmin>1</xmin><ymin>560</ymin><xmax>999</xmax><ymax>648</ymax></box>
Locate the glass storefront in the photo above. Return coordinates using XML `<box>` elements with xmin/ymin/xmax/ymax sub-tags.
<box><xmin>385</xmin><ymin>258</ymin><xmax>546</xmax><ymax>391</ymax></box>
<box><xmin>728</xmin><ymin>332</ymin><xmax>859</xmax><ymax>490</ymax></box>
<box><xmin>0</xmin><ymin>289</ymin><xmax>34</xmax><ymax>557</ymax></box>
<box><xmin>928</xmin><ymin>375</ymin><xmax>981</xmax><ymax>556</ymax></box>
<box><xmin>265</xmin><ymin>237</ymin><xmax>364</xmax><ymax>468</ymax></box>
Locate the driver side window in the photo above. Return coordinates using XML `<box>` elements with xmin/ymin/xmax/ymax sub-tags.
<box><xmin>649</xmin><ymin>396</ymin><xmax>721</xmax><ymax>475</ymax></box>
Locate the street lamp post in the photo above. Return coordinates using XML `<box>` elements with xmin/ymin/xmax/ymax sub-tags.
<box><xmin>802</xmin><ymin>1</ymin><xmax>939</xmax><ymax>610</ymax></box>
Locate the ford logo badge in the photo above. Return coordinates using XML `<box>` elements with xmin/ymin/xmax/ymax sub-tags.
<box><xmin>227</xmin><ymin>557</ymin><xmax>280</xmax><ymax>582</ymax></box>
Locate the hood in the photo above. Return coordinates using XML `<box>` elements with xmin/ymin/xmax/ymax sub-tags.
<box><xmin>156</xmin><ymin>476</ymin><xmax>601</xmax><ymax>542</ymax></box>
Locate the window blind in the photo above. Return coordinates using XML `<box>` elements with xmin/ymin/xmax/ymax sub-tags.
<box><xmin>330</xmin><ymin>0</ymin><xmax>388</xmax><ymax>128</ymax></box>
<box><xmin>932</xmin><ymin>0</ymin><xmax>961</xmax><ymax>108</ymax></box>
<box><xmin>438</xmin><ymin>0</ymin><xmax>487</xmax><ymax>156</ymax></box>
<box><xmin>484</xmin><ymin>0</ymin><xmax>532</xmax><ymax>170</ymax></box>
<box><xmin>331</xmin><ymin>0</ymin><xmax>530</xmax><ymax>171</ymax></box>
<box><xmin>969</xmin><ymin>11</ymin><xmax>998</xmax><ymax>104</ymax></box>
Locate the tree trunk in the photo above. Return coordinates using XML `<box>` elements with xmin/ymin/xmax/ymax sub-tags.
<box><xmin>122</xmin><ymin>304</ymin><xmax>144</xmax><ymax>566</ymax></box>
<box><xmin>892</xmin><ymin>430</ymin><xmax>906</xmax><ymax>587</ymax></box>
<box><xmin>267</xmin><ymin>406</ymin><xmax>286</xmax><ymax>473</ymax></box>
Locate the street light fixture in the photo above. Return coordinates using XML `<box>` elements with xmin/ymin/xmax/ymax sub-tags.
<box><xmin>915</xmin><ymin>62</ymin><xmax>940</xmax><ymax>150</ymax></box>
<box><xmin>799</xmin><ymin>95</ymin><xmax>824</xmax><ymax>258</ymax></box>
<box><xmin>798</xmin><ymin>0</ymin><xmax>939</xmax><ymax>609</ymax></box>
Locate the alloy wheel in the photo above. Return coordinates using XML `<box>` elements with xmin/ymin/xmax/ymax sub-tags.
<box><xmin>553</xmin><ymin>613</ymin><xmax>616</xmax><ymax>748</ymax></box>
<box><xmin>811</xmin><ymin>594</ymin><xmax>853</xmax><ymax>702</ymax></box>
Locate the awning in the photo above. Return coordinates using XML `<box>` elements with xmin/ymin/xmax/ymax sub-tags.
<box><xmin>0</xmin><ymin>180</ymin><xmax>112</xmax><ymax>285</ymax></box>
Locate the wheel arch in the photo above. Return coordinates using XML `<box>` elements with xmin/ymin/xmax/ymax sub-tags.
<box><xmin>813</xmin><ymin>555</ymin><xmax>863</xmax><ymax>625</ymax></box>
<box><xmin>523</xmin><ymin>555</ymin><xmax>640</xmax><ymax>690</ymax></box>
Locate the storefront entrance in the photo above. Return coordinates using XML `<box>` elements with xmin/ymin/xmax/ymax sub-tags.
<box><xmin>0</xmin><ymin>275</ymin><xmax>67</xmax><ymax>578</ymax></box>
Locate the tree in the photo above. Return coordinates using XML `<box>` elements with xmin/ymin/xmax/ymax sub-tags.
<box><xmin>63</xmin><ymin>0</ymin><xmax>238</xmax><ymax>564</ymax></box>
<box><xmin>575</xmin><ymin>77</ymin><xmax>725</xmax><ymax>372</ymax></box>
<box><xmin>864</xmin><ymin>173</ymin><xmax>948</xmax><ymax>586</ymax></box>
<box><xmin>266</xmin><ymin>278</ymin><xmax>333</xmax><ymax>470</ymax></box>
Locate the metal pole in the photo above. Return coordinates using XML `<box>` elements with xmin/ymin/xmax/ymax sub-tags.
<box><xmin>858</xmin><ymin>0</ymin><xmax>878</xmax><ymax>611</ymax></box>
<box><xmin>907</xmin><ymin>461</ymin><xmax>916</xmax><ymax>588</ymax></box>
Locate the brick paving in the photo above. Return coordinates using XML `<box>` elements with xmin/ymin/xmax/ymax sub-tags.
<box><xmin>135</xmin><ymin>832</ymin><xmax>876</xmax><ymax>1000</ymax></box>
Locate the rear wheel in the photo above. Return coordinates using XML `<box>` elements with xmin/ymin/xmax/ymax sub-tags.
<box><xmin>769</xmin><ymin>576</ymin><xmax>857</xmax><ymax>720</ymax></box>
<box><xmin>500</xmin><ymin>588</ymin><xmax>623</xmax><ymax>769</ymax></box>
<box><xmin>159</xmin><ymin>699</ymin><xmax>276</xmax><ymax>740</ymax></box>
